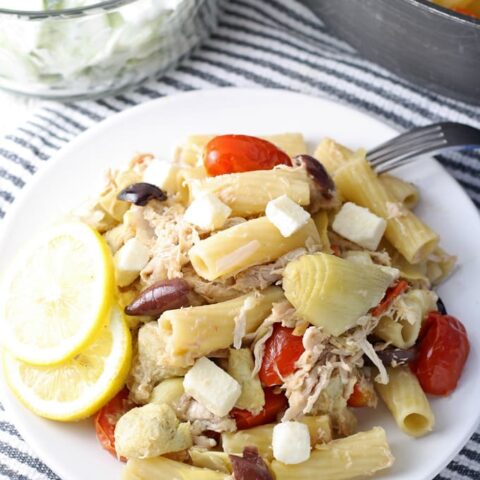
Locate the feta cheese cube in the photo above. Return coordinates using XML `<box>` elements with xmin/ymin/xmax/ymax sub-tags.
<box><xmin>332</xmin><ymin>202</ymin><xmax>387</xmax><ymax>251</ymax></box>
<box><xmin>272</xmin><ymin>421</ymin><xmax>311</xmax><ymax>464</ymax></box>
<box><xmin>265</xmin><ymin>195</ymin><xmax>311</xmax><ymax>237</ymax></box>
<box><xmin>184</xmin><ymin>194</ymin><xmax>232</xmax><ymax>231</ymax></box>
<box><xmin>143</xmin><ymin>159</ymin><xmax>180</xmax><ymax>192</ymax></box>
<box><xmin>183</xmin><ymin>357</ymin><xmax>241</xmax><ymax>417</ymax></box>
<box><xmin>114</xmin><ymin>238</ymin><xmax>150</xmax><ymax>287</ymax></box>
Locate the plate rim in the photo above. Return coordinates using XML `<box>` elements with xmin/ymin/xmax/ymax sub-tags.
<box><xmin>0</xmin><ymin>87</ymin><xmax>479</xmax><ymax>480</ymax></box>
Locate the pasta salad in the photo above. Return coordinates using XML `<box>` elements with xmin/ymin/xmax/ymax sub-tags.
<box><xmin>1</xmin><ymin>133</ymin><xmax>469</xmax><ymax>480</ymax></box>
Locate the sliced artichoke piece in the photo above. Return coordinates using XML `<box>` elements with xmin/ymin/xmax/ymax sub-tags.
<box><xmin>282</xmin><ymin>253</ymin><xmax>392</xmax><ymax>336</ymax></box>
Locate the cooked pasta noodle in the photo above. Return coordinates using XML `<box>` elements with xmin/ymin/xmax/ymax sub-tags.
<box><xmin>376</xmin><ymin>367</ymin><xmax>435</xmax><ymax>437</ymax></box>
<box><xmin>222</xmin><ymin>415</ymin><xmax>332</xmax><ymax>461</ymax></box>
<box><xmin>123</xmin><ymin>456</ymin><xmax>229</xmax><ymax>480</ymax></box>
<box><xmin>271</xmin><ymin>427</ymin><xmax>394</xmax><ymax>480</ymax></box>
<box><xmin>189</xmin><ymin>217</ymin><xmax>320</xmax><ymax>281</ymax></box>
<box><xmin>333</xmin><ymin>154</ymin><xmax>439</xmax><ymax>263</ymax></box>
<box><xmin>380</xmin><ymin>174</ymin><xmax>419</xmax><ymax>209</ymax></box>
<box><xmin>159</xmin><ymin>287</ymin><xmax>284</xmax><ymax>366</ymax></box>
<box><xmin>186</xmin><ymin>167</ymin><xmax>310</xmax><ymax>216</ymax></box>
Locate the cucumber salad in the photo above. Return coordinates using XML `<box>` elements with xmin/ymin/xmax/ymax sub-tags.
<box><xmin>0</xmin><ymin>0</ymin><xmax>217</xmax><ymax>98</ymax></box>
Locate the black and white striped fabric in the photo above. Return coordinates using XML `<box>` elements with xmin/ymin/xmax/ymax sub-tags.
<box><xmin>1</xmin><ymin>1</ymin><xmax>479</xmax><ymax>479</ymax></box>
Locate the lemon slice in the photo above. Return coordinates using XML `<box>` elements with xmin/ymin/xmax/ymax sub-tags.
<box><xmin>0</xmin><ymin>222</ymin><xmax>115</xmax><ymax>365</ymax></box>
<box><xmin>3</xmin><ymin>306</ymin><xmax>131</xmax><ymax>421</ymax></box>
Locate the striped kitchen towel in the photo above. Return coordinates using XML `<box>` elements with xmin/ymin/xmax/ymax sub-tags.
<box><xmin>0</xmin><ymin>0</ymin><xmax>479</xmax><ymax>479</ymax></box>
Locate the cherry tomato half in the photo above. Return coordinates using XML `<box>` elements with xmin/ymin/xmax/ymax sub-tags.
<box><xmin>259</xmin><ymin>323</ymin><xmax>305</xmax><ymax>387</ymax></box>
<box><xmin>203</xmin><ymin>135</ymin><xmax>291</xmax><ymax>176</ymax></box>
<box><xmin>94</xmin><ymin>388</ymin><xmax>134</xmax><ymax>460</ymax></box>
<box><xmin>347</xmin><ymin>380</ymin><xmax>377</xmax><ymax>408</ymax></box>
<box><xmin>411</xmin><ymin>312</ymin><xmax>469</xmax><ymax>396</ymax></box>
<box><xmin>231</xmin><ymin>388</ymin><xmax>288</xmax><ymax>430</ymax></box>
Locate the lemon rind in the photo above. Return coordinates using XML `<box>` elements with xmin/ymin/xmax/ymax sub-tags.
<box><xmin>1</xmin><ymin>222</ymin><xmax>116</xmax><ymax>366</ymax></box>
<box><xmin>3</xmin><ymin>307</ymin><xmax>132</xmax><ymax>422</ymax></box>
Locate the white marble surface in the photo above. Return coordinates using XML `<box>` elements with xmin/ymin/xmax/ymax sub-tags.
<box><xmin>0</xmin><ymin>91</ymin><xmax>43</xmax><ymax>136</ymax></box>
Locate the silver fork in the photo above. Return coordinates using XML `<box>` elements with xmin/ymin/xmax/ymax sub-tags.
<box><xmin>368</xmin><ymin>122</ymin><xmax>480</xmax><ymax>173</ymax></box>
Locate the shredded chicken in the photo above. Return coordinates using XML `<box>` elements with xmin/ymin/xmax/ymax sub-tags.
<box><xmin>183</xmin><ymin>248</ymin><xmax>312</xmax><ymax>304</ymax></box>
<box><xmin>134</xmin><ymin>201</ymin><xmax>201</xmax><ymax>286</ymax></box>
<box><xmin>182</xmin><ymin>266</ymin><xmax>241</xmax><ymax>304</ymax></box>
<box><xmin>175</xmin><ymin>395</ymin><xmax>236</xmax><ymax>447</ymax></box>
<box><xmin>328</xmin><ymin>231</ymin><xmax>363</xmax><ymax>253</ymax></box>
<box><xmin>234</xmin><ymin>248</ymin><xmax>308</xmax><ymax>292</ymax></box>
<box><xmin>233</xmin><ymin>293</ymin><xmax>262</xmax><ymax>349</ymax></box>
<box><xmin>283</xmin><ymin>315</ymin><xmax>384</xmax><ymax>421</ymax></box>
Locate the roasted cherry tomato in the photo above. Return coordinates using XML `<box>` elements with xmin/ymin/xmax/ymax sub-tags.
<box><xmin>347</xmin><ymin>380</ymin><xmax>376</xmax><ymax>408</ymax></box>
<box><xmin>231</xmin><ymin>388</ymin><xmax>288</xmax><ymax>430</ymax></box>
<box><xmin>203</xmin><ymin>135</ymin><xmax>291</xmax><ymax>176</ymax></box>
<box><xmin>94</xmin><ymin>388</ymin><xmax>134</xmax><ymax>460</ymax></box>
<box><xmin>411</xmin><ymin>312</ymin><xmax>469</xmax><ymax>396</ymax></box>
<box><xmin>371</xmin><ymin>280</ymin><xmax>408</xmax><ymax>317</ymax></box>
<box><xmin>259</xmin><ymin>324</ymin><xmax>305</xmax><ymax>387</ymax></box>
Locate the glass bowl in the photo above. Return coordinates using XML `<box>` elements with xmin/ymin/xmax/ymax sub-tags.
<box><xmin>0</xmin><ymin>0</ymin><xmax>219</xmax><ymax>100</ymax></box>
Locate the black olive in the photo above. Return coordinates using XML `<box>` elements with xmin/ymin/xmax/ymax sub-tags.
<box><xmin>230</xmin><ymin>447</ymin><xmax>273</xmax><ymax>480</ymax></box>
<box><xmin>125</xmin><ymin>279</ymin><xmax>192</xmax><ymax>316</ymax></box>
<box><xmin>375</xmin><ymin>346</ymin><xmax>417</xmax><ymax>366</ymax></box>
<box><xmin>292</xmin><ymin>154</ymin><xmax>336</xmax><ymax>200</ymax></box>
<box><xmin>436</xmin><ymin>297</ymin><xmax>447</xmax><ymax>315</ymax></box>
<box><xmin>117</xmin><ymin>182</ymin><xmax>167</xmax><ymax>206</ymax></box>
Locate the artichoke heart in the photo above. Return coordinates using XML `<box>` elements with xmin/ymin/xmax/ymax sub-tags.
<box><xmin>283</xmin><ymin>253</ymin><xmax>392</xmax><ymax>336</ymax></box>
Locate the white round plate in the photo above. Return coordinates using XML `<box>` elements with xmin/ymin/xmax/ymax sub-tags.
<box><xmin>0</xmin><ymin>88</ymin><xmax>479</xmax><ymax>480</ymax></box>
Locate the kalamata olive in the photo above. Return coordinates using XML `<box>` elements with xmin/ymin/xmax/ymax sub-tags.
<box><xmin>230</xmin><ymin>447</ymin><xmax>273</xmax><ymax>480</ymax></box>
<box><xmin>117</xmin><ymin>182</ymin><xmax>167</xmax><ymax>206</ymax></box>
<box><xmin>125</xmin><ymin>279</ymin><xmax>191</xmax><ymax>316</ymax></box>
<box><xmin>292</xmin><ymin>154</ymin><xmax>335</xmax><ymax>200</ymax></box>
<box><xmin>375</xmin><ymin>346</ymin><xmax>417</xmax><ymax>366</ymax></box>
<box><xmin>436</xmin><ymin>297</ymin><xmax>447</xmax><ymax>315</ymax></box>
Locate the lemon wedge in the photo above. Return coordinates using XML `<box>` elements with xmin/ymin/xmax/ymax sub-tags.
<box><xmin>3</xmin><ymin>306</ymin><xmax>131</xmax><ymax>421</ymax></box>
<box><xmin>0</xmin><ymin>222</ymin><xmax>115</xmax><ymax>365</ymax></box>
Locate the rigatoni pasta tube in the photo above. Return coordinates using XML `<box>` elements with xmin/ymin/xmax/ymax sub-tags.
<box><xmin>122</xmin><ymin>456</ymin><xmax>229</xmax><ymax>480</ymax></box>
<box><xmin>189</xmin><ymin>449</ymin><xmax>232</xmax><ymax>474</ymax></box>
<box><xmin>374</xmin><ymin>290</ymin><xmax>437</xmax><ymax>348</ymax></box>
<box><xmin>271</xmin><ymin>427</ymin><xmax>393</xmax><ymax>480</ymax></box>
<box><xmin>222</xmin><ymin>415</ymin><xmax>332</xmax><ymax>461</ymax></box>
<box><xmin>375</xmin><ymin>316</ymin><xmax>419</xmax><ymax>350</ymax></box>
<box><xmin>426</xmin><ymin>247</ymin><xmax>457</xmax><ymax>285</ymax></box>
<box><xmin>186</xmin><ymin>167</ymin><xmax>310</xmax><ymax>216</ymax></box>
<box><xmin>190</xmin><ymin>217</ymin><xmax>321</xmax><ymax>281</ymax></box>
<box><xmin>386</xmin><ymin>244</ymin><xmax>430</xmax><ymax>287</ymax></box>
<box><xmin>159</xmin><ymin>287</ymin><xmax>284</xmax><ymax>365</ymax></box>
<box><xmin>176</xmin><ymin>165</ymin><xmax>207</xmax><ymax>203</ymax></box>
<box><xmin>313</xmin><ymin>137</ymin><xmax>352</xmax><ymax>175</ymax></box>
<box><xmin>379</xmin><ymin>173</ymin><xmax>419</xmax><ymax>209</ymax></box>
<box><xmin>376</xmin><ymin>366</ymin><xmax>435</xmax><ymax>437</ymax></box>
<box><xmin>334</xmin><ymin>155</ymin><xmax>438</xmax><ymax>263</ymax></box>
<box><xmin>283</xmin><ymin>253</ymin><xmax>392</xmax><ymax>336</ymax></box>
